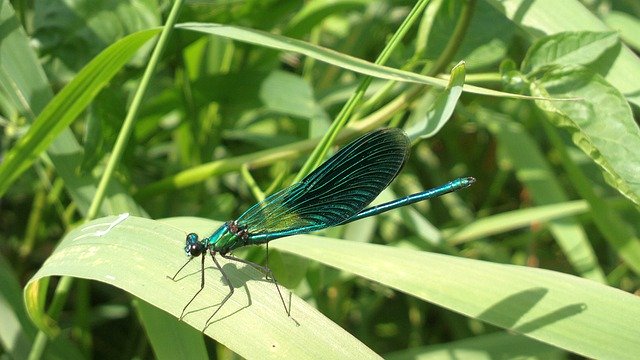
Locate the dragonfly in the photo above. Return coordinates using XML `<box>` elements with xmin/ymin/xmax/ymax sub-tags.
<box><xmin>170</xmin><ymin>128</ymin><xmax>475</xmax><ymax>328</ymax></box>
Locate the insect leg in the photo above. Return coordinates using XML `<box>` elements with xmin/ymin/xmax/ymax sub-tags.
<box><xmin>177</xmin><ymin>254</ymin><xmax>206</xmax><ymax>320</ymax></box>
<box><xmin>167</xmin><ymin>256</ymin><xmax>194</xmax><ymax>281</ymax></box>
<box><xmin>221</xmin><ymin>253</ymin><xmax>290</xmax><ymax>317</ymax></box>
<box><xmin>203</xmin><ymin>253</ymin><xmax>234</xmax><ymax>330</ymax></box>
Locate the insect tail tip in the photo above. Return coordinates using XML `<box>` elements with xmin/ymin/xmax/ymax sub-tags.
<box><xmin>457</xmin><ymin>176</ymin><xmax>476</xmax><ymax>188</ymax></box>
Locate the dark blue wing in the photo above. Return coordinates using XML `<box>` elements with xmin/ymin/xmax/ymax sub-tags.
<box><xmin>236</xmin><ymin>128</ymin><xmax>410</xmax><ymax>242</ymax></box>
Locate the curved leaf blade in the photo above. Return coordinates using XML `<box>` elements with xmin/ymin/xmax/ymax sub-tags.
<box><xmin>522</xmin><ymin>31</ymin><xmax>619</xmax><ymax>74</ymax></box>
<box><xmin>533</xmin><ymin>68</ymin><xmax>640</xmax><ymax>207</ymax></box>
<box><xmin>269</xmin><ymin>228</ymin><xmax>640</xmax><ymax>360</ymax></box>
<box><xmin>407</xmin><ymin>61</ymin><xmax>466</xmax><ymax>139</ymax></box>
<box><xmin>486</xmin><ymin>0</ymin><xmax>640</xmax><ymax>108</ymax></box>
<box><xmin>175</xmin><ymin>22</ymin><xmax>545</xmax><ymax>100</ymax></box>
<box><xmin>24</xmin><ymin>216</ymin><xmax>380</xmax><ymax>360</ymax></box>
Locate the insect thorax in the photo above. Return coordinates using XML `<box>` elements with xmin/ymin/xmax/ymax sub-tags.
<box><xmin>210</xmin><ymin>220</ymin><xmax>249</xmax><ymax>254</ymax></box>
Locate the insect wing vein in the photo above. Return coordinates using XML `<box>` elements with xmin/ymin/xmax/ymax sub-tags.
<box><xmin>236</xmin><ymin>128</ymin><xmax>410</xmax><ymax>240</ymax></box>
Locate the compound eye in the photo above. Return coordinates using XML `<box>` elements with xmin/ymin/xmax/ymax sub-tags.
<box><xmin>187</xmin><ymin>243</ymin><xmax>203</xmax><ymax>257</ymax></box>
<box><xmin>184</xmin><ymin>233</ymin><xmax>203</xmax><ymax>257</ymax></box>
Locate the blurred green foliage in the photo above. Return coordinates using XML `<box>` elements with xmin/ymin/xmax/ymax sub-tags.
<box><xmin>1</xmin><ymin>0</ymin><xmax>640</xmax><ymax>358</ymax></box>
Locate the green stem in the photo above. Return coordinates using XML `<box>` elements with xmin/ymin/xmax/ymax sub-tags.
<box><xmin>85</xmin><ymin>0</ymin><xmax>184</xmax><ymax>221</ymax></box>
<box><xmin>19</xmin><ymin>180</ymin><xmax>47</xmax><ymax>259</ymax></box>
<box><xmin>241</xmin><ymin>164</ymin><xmax>266</xmax><ymax>202</ymax></box>
<box><xmin>293</xmin><ymin>0</ymin><xmax>433</xmax><ymax>182</ymax></box>
<box><xmin>28</xmin><ymin>332</ymin><xmax>48</xmax><ymax>360</ymax></box>
<box><xmin>426</xmin><ymin>0</ymin><xmax>476</xmax><ymax>77</ymax></box>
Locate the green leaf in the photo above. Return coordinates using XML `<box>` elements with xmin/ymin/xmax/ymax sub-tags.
<box><xmin>24</xmin><ymin>216</ymin><xmax>380</xmax><ymax>359</ymax></box>
<box><xmin>385</xmin><ymin>332</ymin><xmax>563</xmax><ymax>359</ymax></box>
<box><xmin>259</xmin><ymin>70</ymin><xmax>326</xmax><ymax>120</ymax></box>
<box><xmin>27</xmin><ymin>215</ymin><xmax>640</xmax><ymax>359</ymax></box>
<box><xmin>522</xmin><ymin>31</ymin><xmax>619</xmax><ymax>75</ymax></box>
<box><xmin>486</xmin><ymin>0</ymin><xmax>640</xmax><ymax>108</ymax></box>
<box><xmin>407</xmin><ymin>61</ymin><xmax>466</xmax><ymax>139</ymax></box>
<box><xmin>270</xmin><ymin>227</ymin><xmax>640</xmax><ymax>360</ymax></box>
<box><xmin>175</xmin><ymin>22</ymin><xmax>544</xmax><ymax>100</ymax></box>
<box><xmin>0</xmin><ymin>29</ymin><xmax>159</xmax><ymax>198</ymax></box>
<box><xmin>604</xmin><ymin>11</ymin><xmax>640</xmax><ymax>52</ymax></box>
<box><xmin>532</xmin><ymin>67</ymin><xmax>640</xmax><ymax>207</ymax></box>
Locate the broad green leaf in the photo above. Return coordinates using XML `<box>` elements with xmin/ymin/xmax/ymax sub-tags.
<box><xmin>521</xmin><ymin>31</ymin><xmax>619</xmax><ymax>74</ymax></box>
<box><xmin>27</xmin><ymin>216</ymin><xmax>640</xmax><ymax>359</ymax></box>
<box><xmin>534</xmin><ymin>68</ymin><xmax>640</xmax><ymax>273</ymax></box>
<box><xmin>25</xmin><ymin>216</ymin><xmax>380</xmax><ymax>360</ymax></box>
<box><xmin>486</xmin><ymin>0</ymin><xmax>640</xmax><ymax>108</ymax></box>
<box><xmin>604</xmin><ymin>11</ymin><xmax>640</xmax><ymax>52</ymax></box>
<box><xmin>269</xmin><ymin>226</ymin><xmax>640</xmax><ymax>360</ymax></box>
<box><xmin>259</xmin><ymin>70</ymin><xmax>326</xmax><ymax>121</ymax></box>
<box><xmin>532</xmin><ymin>67</ymin><xmax>640</xmax><ymax>207</ymax></box>
<box><xmin>385</xmin><ymin>332</ymin><xmax>563</xmax><ymax>359</ymax></box>
<box><xmin>407</xmin><ymin>61</ymin><xmax>466</xmax><ymax>139</ymax></box>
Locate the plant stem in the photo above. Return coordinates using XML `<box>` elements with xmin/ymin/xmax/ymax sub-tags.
<box><xmin>85</xmin><ymin>0</ymin><xmax>184</xmax><ymax>221</ymax></box>
<box><xmin>426</xmin><ymin>0</ymin><xmax>476</xmax><ymax>77</ymax></box>
<box><xmin>293</xmin><ymin>0</ymin><xmax>434</xmax><ymax>182</ymax></box>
